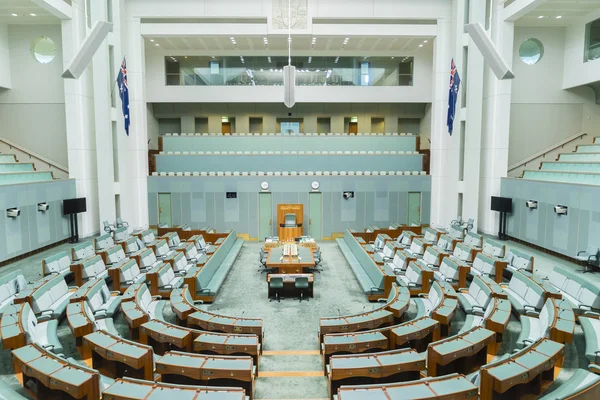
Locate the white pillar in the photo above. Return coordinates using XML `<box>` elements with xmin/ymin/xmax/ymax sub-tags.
<box><xmin>478</xmin><ymin>5</ymin><xmax>514</xmax><ymax>234</ymax></box>
<box><xmin>430</xmin><ymin>3</ymin><xmax>462</xmax><ymax>228</ymax></box>
<box><xmin>120</xmin><ymin>16</ymin><xmax>149</xmax><ymax>230</ymax></box>
<box><xmin>91</xmin><ymin>0</ymin><xmax>117</xmax><ymax>227</ymax></box>
<box><xmin>61</xmin><ymin>1</ymin><xmax>99</xmax><ymax>237</ymax></box>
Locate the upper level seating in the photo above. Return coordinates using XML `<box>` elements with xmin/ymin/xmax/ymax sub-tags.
<box><xmin>70</xmin><ymin>241</ymin><xmax>96</xmax><ymax>261</ymax></box>
<box><xmin>147</xmin><ymin>263</ymin><xmax>184</xmax><ymax>296</ymax></box>
<box><xmin>74</xmin><ymin>277</ymin><xmax>121</xmax><ymax>319</ymax></box>
<box><xmin>503</xmin><ymin>248</ymin><xmax>534</xmax><ymax>276</ymax></box>
<box><xmin>28</xmin><ymin>276</ymin><xmax>73</xmax><ymax>321</ymax></box>
<box><xmin>136</xmin><ymin>248</ymin><xmax>164</xmax><ymax>272</ymax></box>
<box><xmin>435</xmin><ymin>234</ymin><xmax>457</xmax><ymax>253</ymax></box>
<box><xmin>385</xmin><ymin>249</ymin><xmax>412</xmax><ymax>274</ymax></box>
<box><xmin>0</xmin><ymin>162</ymin><xmax>34</xmax><ymax>172</ymax></box>
<box><xmin>0</xmin><ymin>171</ymin><xmax>54</xmax><ymax>185</ymax></box>
<box><xmin>72</xmin><ymin>254</ymin><xmax>108</xmax><ymax>286</ymax></box>
<box><xmin>161</xmin><ymin>132</ymin><xmax>419</xmax><ymax>153</ymax></box>
<box><xmin>135</xmin><ymin>229</ymin><xmax>157</xmax><ymax>245</ymax></box>
<box><xmin>544</xmin><ymin>265</ymin><xmax>600</xmax><ymax>313</ymax></box>
<box><xmin>363</xmin><ymin>233</ymin><xmax>390</xmax><ymax>253</ymax></box>
<box><xmin>1</xmin><ymin>302</ymin><xmax>63</xmax><ymax>354</ymax></box>
<box><xmin>0</xmin><ymin>271</ymin><xmax>29</xmax><ymax>316</ymax></box>
<box><xmin>422</xmin><ymin>246</ymin><xmax>442</xmax><ymax>269</ymax></box>
<box><xmin>422</xmin><ymin>227</ymin><xmax>445</xmax><ymax>244</ymax></box>
<box><xmin>482</xmin><ymin>239</ymin><xmax>506</xmax><ymax>258</ymax></box>
<box><xmin>122</xmin><ymin>236</ymin><xmax>146</xmax><ymax>256</ymax></box>
<box><xmin>154</xmin><ymin>238</ymin><xmax>177</xmax><ymax>259</ymax></box>
<box><xmin>94</xmin><ymin>232</ymin><xmax>115</xmax><ymax>251</ymax></box>
<box><xmin>504</xmin><ymin>270</ymin><xmax>547</xmax><ymax>314</ymax></box>
<box><xmin>452</xmin><ymin>242</ymin><xmax>476</xmax><ymax>263</ymax></box>
<box><xmin>403</xmin><ymin>237</ymin><xmax>427</xmax><ymax>258</ymax></box>
<box><xmin>517</xmin><ymin>298</ymin><xmax>575</xmax><ymax>348</ymax></box>
<box><xmin>41</xmin><ymin>251</ymin><xmax>72</xmax><ymax>278</ymax></box>
<box><xmin>113</xmin><ymin>226</ymin><xmax>130</xmax><ymax>242</ymax></box>
<box><xmin>101</xmin><ymin>244</ymin><xmax>128</xmax><ymax>267</ymax></box>
<box><xmin>332</xmin><ymin>372</ymin><xmax>477</xmax><ymax>399</ymax></box>
<box><xmin>0</xmin><ymin>154</ymin><xmax>17</xmax><ymax>162</ymax></box>
<box><xmin>394</xmin><ymin>230</ymin><xmax>419</xmax><ymax>248</ymax></box>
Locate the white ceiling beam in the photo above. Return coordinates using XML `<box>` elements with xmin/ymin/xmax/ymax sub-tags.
<box><xmin>313</xmin><ymin>24</ymin><xmax>437</xmax><ymax>37</ymax></box>
<box><xmin>141</xmin><ymin>23</ymin><xmax>267</xmax><ymax>37</ymax></box>
<box><xmin>30</xmin><ymin>0</ymin><xmax>72</xmax><ymax>20</ymax></box>
<box><xmin>503</xmin><ymin>0</ymin><xmax>549</xmax><ymax>22</ymax></box>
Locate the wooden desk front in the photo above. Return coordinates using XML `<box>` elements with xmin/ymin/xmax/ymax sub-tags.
<box><xmin>266</xmin><ymin>246</ymin><xmax>315</xmax><ymax>275</ymax></box>
<box><xmin>267</xmin><ymin>273</ymin><xmax>314</xmax><ymax>298</ymax></box>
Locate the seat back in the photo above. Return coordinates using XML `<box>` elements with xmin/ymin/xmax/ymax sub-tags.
<box><xmin>158</xmin><ymin>265</ymin><xmax>176</xmax><ymax>288</ymax></box>
<box><xmin>409</xmin><ymin>238</ymin><xmax>425</xmax><ymax>256</ymax></box>
<box><xmin>464</xmin><ymin>232</ymin><xmax>483</xmax><ymax>248</ymax></box>
<box><xmin>123</xmin><ymin>237</ymin><xmax>140</xmax><ymax>254</ymax></box>
<box><xmin>154</xmin><ymin>239</ymin><xmax>170</xmax><ymax>257</ymax></box>
<box><xmin>42</xmin><ymin>251</ymin><xmax>71</xmax><ymax>276</ymax></box>
<box><xmin>406</xmin><ymin>262</ymin><xmax>423</xmax><ymax>285</ymax></box>
<box><xmin>482</xmin><ymin>239</ymin><xmax>506</xmax><ymax>258</ymax></box>
<box><xmin>453</xmin><ymin>243</ymin><xmax>472</xmax><ymax>262</ymax></box>
<box><xmin>439</xmin><ymin>258</ymin><xmax>459</xmax><ymax>281</ymax></box>
<box><xmin>391</xmin><ymin>250</ymin><xmax>408</xmax><ymax>270</ymax></box>
<box><xmin>81</xmin><ymin>255</ymin><xmax>107</xmax><ymax>279</ymax></box>
<box><xmin>71</xmin><ymin>241</ymin><xmax>96</xmax><ymax>261</ymax></box>
<box><xmin>113</xmin><ymin>227</ymin><xmax>129</xmax><ymax>242</ymax></box>
<box><xmin>474</xmin><ymin>277</ymin><xmax>492</xmax><ymax>308</ymax></box>
<box><xmin>437</xmin><ymin>235</ymin><xmax>453</xmax><ymax>252</ymax></box>
<box><xmin>423</xmin><ymin>228</ymin><xmax>439</xmax><ymax>244</ymax></box>
<box><xmin>429</xmin><ymin>281</ymin><xmax>443</xmax><ymax>309</ymax></box>
<box><xmin>473</xmin><ymin>253</ymin><xmax>496</xmax><ymax>276</ymax></box>
<box><xmin>139</xmin><ymin>230</ymin><xmax>156</xmax><ymax>245</ymax></box>
<box><xmin>86</xmin><ymin>280</ymin><xmax>108</xmax><ymax>313</ymax></box>
<box><xmin>119</xmin><ymin>259</ymin><xmax>141</xmax><ymax>286</ymax></box>
<box><xmin>106</xmin><ymin>245</ymin><xmax>127</xmax><ymax>265</ymax></box>
<box><xmin>95</xmin><ymin>233</ymin><xmax>114</xmax><ymax>251</ymax></box>
<box><xmin>184</xmin><ymin>242</ymin><xmax>199</xmax><ymax>261</ymax></box>
<box><xmin>423</xmin><ymin>246</ymin><xmax>441</xmax><ymax>267</ymax></box>
<box><xmin>587</xmin><ymin>245</ymin><xmax>599</xmax><ymax>257</ymax></box>
<box><xmin>382</xmin><ymin>242</ymin><xmax>396</xmax><ymax>258</ymax></box>
<box><xmin>539</xmin><ymin>298</ymin><xmax>555</xmax><ymax>335</ymax></box>
<box><xmin>31</xmin><ymin>276</ymin><xmax>68</xmax><ymax>314</ymax></box>
<box><xmin>172</xmin><ymin>252</ymin><xmax>187</xmax><ymax>273</ymax></box>
<box><xmin>0</xmin><ymin>271</ymin><xmax>28</xmax><ymax>304</ymax></box>
<box><xmin>270</xmin><ymin>277</ymin><xmax>283</xmax><ymax>287</ymax></box>
<box><xmin>505</xmin><ymin>248</ymin><xmax>533</xmax><ymax>272</ymax></box>
<box><xmin>140</xmin><ymin>248</ymin><xmax>157</xmax><ymax>269</ymax></box>
<box><xmin>136</xmin><ymin>284</ymin><xmax>152</xmax><ymax>313</ymax></box>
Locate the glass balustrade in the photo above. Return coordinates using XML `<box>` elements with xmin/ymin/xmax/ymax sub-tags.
<box><xmin>165</xmin><ymin>55</ymin><xmax>414</xmax><ymax>87</ymax></box>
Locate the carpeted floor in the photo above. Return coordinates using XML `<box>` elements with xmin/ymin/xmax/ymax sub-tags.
<box><xmin>0</xmin><ymin>236</ymin><xmax>598</xmax><ymax>399</ymax></box>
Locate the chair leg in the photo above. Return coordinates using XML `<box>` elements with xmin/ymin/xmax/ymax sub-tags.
<box><xmin>582</xmin><ymin>262</ymin><xmax>595</xmax><ymax>274</ymax></box>
<box><xmin>299</xmin><ymin>290</ymin><xmax>303</xmax><ymax>303</ymax></box>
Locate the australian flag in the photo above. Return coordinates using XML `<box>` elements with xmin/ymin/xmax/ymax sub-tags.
<box><xmin>447</xmin><ymin>58</ymin><xmax>461</xmax><ymax>136</ymax></box>
<box><xmin>117</xmin><ymin>57</ymin><xmax>130</xmax><ymax>136</ymax></box>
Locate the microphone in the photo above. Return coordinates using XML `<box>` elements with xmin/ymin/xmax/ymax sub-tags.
<box><xmin>337</xmin><ymin>309</ymin><xmax>341</xmax><ymax>316</ymax></box>
<box><xmin>362</xmin><ymin>305</ymin><xmax>366</xmax><ymax>314</ymax></box>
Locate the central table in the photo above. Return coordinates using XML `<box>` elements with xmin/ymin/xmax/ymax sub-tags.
<box><xmin>266</xmin><ymin>246</ymin><xmax>315</xmax><ymax>275</ymax></box>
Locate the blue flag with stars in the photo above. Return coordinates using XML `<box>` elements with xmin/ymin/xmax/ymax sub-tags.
<box><xmin>447</xmin><ymin>58</ymin><xmax>461</xmax><ymax>136</ymax></box>
<box><xmin>117</xmin><ymin>57</ymin><xmax>130</xmax><ymax>136</ymax></box>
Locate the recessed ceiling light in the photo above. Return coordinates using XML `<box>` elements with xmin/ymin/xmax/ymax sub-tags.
<box><xmin>185</xmin><ymin>56</ymin><xmax>188</xmax><ymax>58</ymax></box>
<box><xmin>423</xmin><ymin>40</ymin><xmax>428</xmax><ymax>43</ymax></box>
<box><xmin>150</xmin><ymin>39</ymin><xmax>154</xmax><ymax>42</ymax></box>
<box><xmin>538</xmin><ymin>15</ymin><xmax>544</xmax><ymax>19</ymax></box>
<box><xmin>11</xmin><ymin>13</ymin><xmax>17</xmax><ymax>17</ymax></box>
<box><xmin>30</xmin><ymin>13</ymin><xmax>36</xmax><ymax>16</ymax></box>
<box><xmin>556</xmin><ymin>16</ymin><xmax>562</xmax><ymax>19</ymax></box>
<box><xmin>155</xmin><ymin>43</ymin><xmax>159</xmax><ymax>46</ymax></box>
<box><xmin>391</xmin><ymin>56</ymin><xmax>395</xmax><ymax>59</ymax></box>
<box><xmin>419</xmin><ymin>44</ymin><xmax>423</xmax><ymax>47</ymax></box>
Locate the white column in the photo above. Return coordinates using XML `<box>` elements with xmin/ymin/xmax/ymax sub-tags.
<box><xmin>91</xmin><ymin>0</ymin><xmax>116</xmax><ymax>226</ymax></box>
<box><xmin>430</xmin><ymin>3</ymin><xmax>462</xmax><ymax>228</ymax></box>
<box><xmin>61</xmin><ymin>1</ymin><xmax>99</xmax><ymax>237</ymax></box>
<box><xmin>120</xmin><ymin>16</ymin><xmax>149</xmax><ymax>229</ymax></box>
<box><xmin>462</xmin><ymin>0</ymin><xmax>486</xmax><ymax>230</ymax></box>
<box><xmin>478</xmin><ymin>5</ymin><xmax>515</xmax><ymax>234</ymax></box>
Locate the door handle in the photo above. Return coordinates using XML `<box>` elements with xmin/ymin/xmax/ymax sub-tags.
<box><xmin>309</xmin><ymin>218</ymin><xmax>312</xmax><ymax>225</ymax></box>
<box><xmin>269</xmin><ymin>219</ymin><xmax>272</xmax><ymax>226</ymax></box>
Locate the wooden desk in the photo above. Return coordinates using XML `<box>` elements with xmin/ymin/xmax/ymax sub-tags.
<box><xmin>103</xmin><ymin>377</ymin><xmax>247</xmax><ymax>399</ymax></box>
<box><xmin>328</xmin><ymin>348</ymin><xmax>425</xmax><ymax>399</ymax></box>
<box><xmin>321</xmin><ymin>331</ymin><xmax>388</xmax><ymax>371</ymax></box>
<box><xmin>156</xmin><ymin>351</ymin><xmax>255</xmax><ymax>399</ymax></box>
<box><xmin>480</xmin><ymin>338</ymin><xmax>565</xmax><ymax>400</ymax></box>
<box><xmin>140</xmin><ymin>319</ymin><xmax>193</xmax><ymax>354</ymax></box>
<box><xmin>121</xmin><ymin>300</ymin><xmax>149</xmax><ymax>340</ymax></box>
<box><xmin>265</xmin><ymin>246</ymin><xmax>315</xmax><ymax>275</ymax></box>
<box><xmin>483</xmin><ymin>298</ymin><xmax>512</xmax><ymax>339</ymax></box>
<box><xmin>319</xmin><ymin>309</ymin><xmax>394</xmax><ymax>343</ymax></box>
<box><xmin>194</xmin><ymin>331</ymin><xmax>261</xmax><ymax>368</ymax></box>
<box><xmin>12</xmin><ymin>343</ymin><xmax>100</xmax><ymax>400</ymax></box>
<box><xmin>188</xmin><ymin>309</ymin><xmax>264</xmax><ymax>343</ymax></box>
<box><xmin>0</xmin><ymin>303</ymin><xmax>28</xmax><ymax>350</ymax></box>
<box><xmin>335</xmin><ymin>373</ymin><xmax>478</xmax><ymax>399</ymax></box>
<box><xmin>267</xmin><ymin>273</ymin><xmax>314</xmax><ymax>298</ymax></box>
<box><xmin>66</xmin><ymin>301</ymin><xmax>94</xmax><ymax>348</ymax></box>
<box><xmin>427</xmin><ymin>326</ymin><xmax>496</xmax><ymax>377</ymax></box>
<box><xmin>549</xmin><ymin>298</ymin><xmax>575</xmax><ymax>344</ymax></box>
<box><xmin>391</xmin><ymin>316</ymin><xmax>440</xmax><ymax>353</ymax></box>
<box><xmin>82</xmin><ymin>330</ymin><xmax>154</xmax><ymax>381</ymax></box>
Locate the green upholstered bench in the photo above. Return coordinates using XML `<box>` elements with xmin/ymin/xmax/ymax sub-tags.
<box><xmin>504</xmin><ymin>270</ymin><xmax>546</xmax><ymax>315</ymax></box>
<box><xmin>70</xmin><ymin>241</ymin><xmax>96</xmax><ymax>262</ymax></box>
<box><xmin>544</xmin><ymin>265</ymin><xmax>600</xmax><ymax>314</ymax></box>
<box><xmin>579</xmin><ymin>316</ymin><xmax>600</xmax><ymax>366</ymax></box>
<box><xmin>337</xmin><ymin>231</ymin><xmax>385</xmax><ymax>297</ymax></box>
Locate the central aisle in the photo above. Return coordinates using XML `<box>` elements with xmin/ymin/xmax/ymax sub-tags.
<box><xmin>208</xmin><ymin>241</ymin><xmax>372</xmax><ymax>399</ymax></box>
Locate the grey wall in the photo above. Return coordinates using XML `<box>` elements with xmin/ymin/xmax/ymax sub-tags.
<box><xmin>501</xmin><ymin>177</ymin><xmax>600</xmax><ymax>258</ymax></box>
<box><xmin>510</xmin><ymin>27</ymin><xmax>600</xmax><ymax>166</ymax></box>
<box><xmin>0</xmin><ymin>24</ymin><xmax>67</xmax><ymax>166</ymax></box>
<box><xmin>0</xmin><ymin>179</ymin><xmax>77</xmax><ymax>263</ymax></box>
<box><xmin>148</xmin><ymin>175</ymin><xmax>431</xmax><ymax>238</ymax></box>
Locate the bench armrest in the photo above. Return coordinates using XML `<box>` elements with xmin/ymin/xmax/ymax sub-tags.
<box><xmin>458</xmin><ymin>288</ymin><xmax>468</xmax><ymax>292</ymax></box>
<box><xmin>525</xmin><ymin>309</ymin><xmax>540</xmax><ymax>317</ymax></box>
<box><xmin>193</xmin><ymin>300</ymin><xmax>204</xmax><ymax>305</ymax></box>
<box><xmin>151</xmin><ymin>295</ymin><xmax>162</xmax><ymax>300</ymax></box>
<box><xmin>125</xmin><ymin>280</ymin><xmax>134</xmax><ymax>285</ymax></box>
<box><xmin>377</xmin><ymin>298</ymin><xmax>387</xmax><ymax>303</ymax></box>
<box><xmin>584</xmin><ymin>311</ymin><xmax>600</xmax><ymax>318</ymax></box>
<box><xmin>472</xmin><ymin>309</ymin><xmax>485</xmax><ymax>317</ymax></box>
<box><xmin>579</xmin><ymin>305</ymin><xmax>592</xmax><ymax>311</ymax></box>
<box><xmin>407</xmin><ymin>282</ymin><xmax>417</xmax><ymax>288</ymax></box>
<box><xmin>68</xmin><ymin>286</ymin><xmax>79</xmax><ymax>290</ymax></box>
<box><xmin>588</xmin><ymin>364</ymin><xmax>600</xmax><ymax>374</ymax></box>
<box><xmin>418</xmin><ymin>293</ymin><xmax>428</xmax><ymax>298</ymax></box>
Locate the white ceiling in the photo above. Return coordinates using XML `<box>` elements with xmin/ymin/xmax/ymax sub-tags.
<box><xmin>516</xmin><ymin>0</ymin><xmax>600</xmax><ymax>26</ymax></box>
<box><xmin>146</xmin><ymin>35</ymin><xmax>433</xmax><ymax>53</ymax></box>
<box><xmin>0</xmin><ymin>0</ymin><xmax>65</xmax><ymax>24</ymax></box>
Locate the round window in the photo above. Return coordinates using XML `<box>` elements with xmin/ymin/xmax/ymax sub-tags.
<box><xmin>31</xmin><ymin>37</ymin><xmax>56</xmax><ymax>64</ymax></box>
<box><xmin>519</xmin><ymin>38</ymin><xmax>544</xmax><ymax>65</ymax></box>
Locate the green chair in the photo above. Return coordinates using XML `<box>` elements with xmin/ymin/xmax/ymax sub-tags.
<box><xmin>295</xmin><ymin>277</ymin><xmax>310</xmax><ymax>302</ymax></box>
<box><xmin>269</xmin><ymin>277</ymin><xmax>284</xmax><ymax>302</ymax></box>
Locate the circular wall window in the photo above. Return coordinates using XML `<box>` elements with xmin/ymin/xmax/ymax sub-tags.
<box><xmin>31</xmin><ymin>37</ymin><xmax>56</xmax><ymax>64</ymax></box>
<box><xmin>519</xmin><ymin>38</ymin><xmax>544</xmax><ymax>65</ymax></box>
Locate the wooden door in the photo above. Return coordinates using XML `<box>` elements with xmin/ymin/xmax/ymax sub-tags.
<box><xmin>222</xmin><ymin>122</ymin><xmax>232</xmax><ymax>134</ymax></box>
<box><xmin>348</xmin><ymin>122</ymin><xmax>358</xmax><ymax>135</ymax></box>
